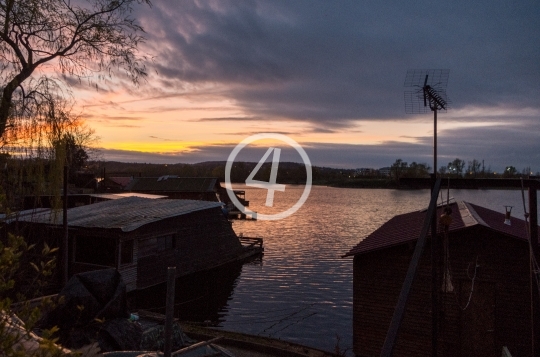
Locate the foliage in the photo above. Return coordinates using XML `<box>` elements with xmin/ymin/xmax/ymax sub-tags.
<box><xmin>466</xmin><ymin>159</ymin><xmax>482</xmax><ymax>177</ymax></box>
<box><xmin>390</xmin><ymin>159</ymin><xmax>430</xmax><ymax>182</ymax></box>
<box><xmin>0</xmin><ymin>0</ymin><xmax>151</xmax><ymax>139</ymax></box>
<box><xmin>0</xmin><ymin>232</ymin><xmax>67</xmax><ymax>356</ymax></box>
<box><xmin>390</xmin><ymin>159</ymin><xmax>408</xmax><ymax>182</ymax></box>
<box><xmin>503</xmin><ymin>166</ymin><xmax>517</xmax><ymax>178</ymax></box>
<box><xmin>447</xmin><ymin>158</ymin><xmax>465</xmax><ymax>177</ymax></box>
<box><xmin>0</xmin><ymin>93</ymin><xmax>98</xmax><ymax>210</ymax></box>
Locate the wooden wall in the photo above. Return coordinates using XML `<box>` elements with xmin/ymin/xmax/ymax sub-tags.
<box><xmin>353</xmin><ymin>227</ymin><xmax>532</xmax><ymax>357</ymax></box>
<box><xmin>6</xmin><ymin>206</ymin><xmax>241</xmax><ymax>293</ymax></box>
<box><xmin>135</xmin><ymin>206</ymin><xmax>241</xmax><ymax>289</ymax></box>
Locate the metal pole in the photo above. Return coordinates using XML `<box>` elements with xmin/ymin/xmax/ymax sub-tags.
<box><xmin>529</xmin><ymin>188</ymin><xmax>539</xmax><ymax>357</ymax></box>
<box><xmin>433</xmin><ymin>107</ymin><xmax>437</xmax><ymax>176</ymax></box>
<box><xmin>431</xmin><ymin>106</ymin><xmax>439</xmax><ymax>356</ymax></box>
<box><xmin>431</xmin><ymin>174</ymin><xmax>439</xmax><ymax>356</ymax></box>
<box><xmin>164</xmin><ymin>267</ymin><xmax>176</xmax><ymax>357</ymax></box>
<box><xmin>380</xmin><ymin>178</ymin><xmax>442</xmax><ymax>356</ymax></box>
<box><xmin>63</xmin><ymin>164</ymin><xmax>68</xmax><ymax>286</ymax></box>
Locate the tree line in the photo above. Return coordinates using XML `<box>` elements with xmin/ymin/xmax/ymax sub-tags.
<box><xmin>390</xmin><ymin>157</ymin><xmax>538</xmax><ymax>182</ymax></box>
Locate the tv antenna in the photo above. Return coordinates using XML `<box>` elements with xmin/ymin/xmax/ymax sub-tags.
<box><xmin>404</xmin><ymin>69</ymin><xmax>450</xmax><ymax>176</ymax></box>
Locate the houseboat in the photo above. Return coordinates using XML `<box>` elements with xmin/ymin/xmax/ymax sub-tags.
<box><xmin>125</xmin><ymin>176</ymin><xmax>249</xmax><ymax>208</ymax></box>
<box><xmin>9</xmin><ymin>196</ymin><xmax>262</xmax><ymax>292</ymax></box>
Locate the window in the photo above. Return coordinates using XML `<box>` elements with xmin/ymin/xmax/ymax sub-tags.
<box><xmin>75</xmin><ymin>235</ymin><xmax>115</xmax><ymax>267</ymax></box>
<box><xmin>157</xmin><ymin>234</ymin><xmax>175</xmax><ymax>252</ymax></box>
<box><xmin>120</xmin><ymin>240</ymin><xmax>134</xmax><ymax>264</ymax></box>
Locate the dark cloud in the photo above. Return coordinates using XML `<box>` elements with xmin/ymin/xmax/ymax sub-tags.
<box><xmin>136</xmin><ymin>0</ymin><xmax>540</xmax><ymax>127</ymax></box>
<box><xmin>113</xmin><ymin>0</ymin><xmax>540</xmax><ymax>170</ymax></box>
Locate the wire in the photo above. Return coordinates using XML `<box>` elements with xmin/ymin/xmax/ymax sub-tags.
<box><xmin>460</xmin><ymin>256</ymin><xmax>479</xmax><ymax>311</ymax></box>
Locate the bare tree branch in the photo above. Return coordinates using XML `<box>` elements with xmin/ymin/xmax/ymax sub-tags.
<box><xmin>0</xmin><ymin>0</ymin><xmax>151</xmax><ymax>138</ymax></box>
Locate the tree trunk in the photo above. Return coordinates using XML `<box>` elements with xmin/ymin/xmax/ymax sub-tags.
<box><xmin>0</xmin><ymin>67</ymin><xmax>35</xmax><ymax>138</ymax></box>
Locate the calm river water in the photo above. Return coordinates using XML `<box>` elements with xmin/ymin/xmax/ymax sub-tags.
<box><xmin>138</xmin><ymin>185</ymin><xmax>535</xmax><ymax>354</ymax></box>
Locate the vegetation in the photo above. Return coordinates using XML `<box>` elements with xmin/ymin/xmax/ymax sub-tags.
<box><xmin>0</xmin><ymin>1</ymin><xmax>150</xmax><ymax>354</ymax></box>
<box><xmin>0</xmin><ymin>230</ymin><xmax>66</xmax><ymax>356</ymax></box>
<box><xmin>0</xmin><ymin>0</ymin><xmax>151</xmax><ymax>139</ymax></box>
<box><xmin>93</xmin><ymin>156</ymin><xmax>538</xmax><ymax>190</ymax></box>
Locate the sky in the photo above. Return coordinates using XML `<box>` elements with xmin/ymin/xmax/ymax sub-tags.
<box><xmin>72</xmin><ymin>0</ymin><xmax>540</xmax><ymax>173</ymax></box>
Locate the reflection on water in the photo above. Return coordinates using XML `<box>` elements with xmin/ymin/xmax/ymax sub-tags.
<box><xmin>133</xmin><ymin>186</ymin><xmax>536</xmax><ymax>354</ymax></box>
<box><xmin>221</xmin><ymin>186</ymin><xmax>430</xmax><ymax>354</ymax></box>
<box><xmin>131</xmin><ymin>261</ymin><xmax>246</xmax><ymax>322</ymax></box>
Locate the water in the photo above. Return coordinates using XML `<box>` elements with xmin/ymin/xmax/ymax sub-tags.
<box><xmin>139</xmin><ymin>186</ymin><xmax>536</xmax><ymax>354</ymax></box>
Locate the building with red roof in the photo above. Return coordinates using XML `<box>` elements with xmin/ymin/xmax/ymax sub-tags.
<box><xmin>344</xmin><ymin>201</ymin><xmax>540</xmax><ymax>357</ymax></box>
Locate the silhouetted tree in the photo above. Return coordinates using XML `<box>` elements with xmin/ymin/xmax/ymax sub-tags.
<box><xmin>391</xmin><ymin>159</ymin><xmax>408</xmax><ymax>183</ymax></box>
<box><xmin>0</xmin><ymin>0</ymin><xmax>151</xmax><ymax>139</ymax></box>
<box><xmin>503</xmin><ymin>166</ymin><xmax>518</xmax><ymax>178</ymax></box>
<box><xmin>404</xmin><ymin>162</ymin><xmax>431</xmax><ymax>178</ymax></box>
<box><xmin>447</xmin><ymin>158</ymin><xmax>465</xmax><ymax>177</ymax></box>
<box><xmin>466</xmin><ymin>159</ymin><xmax>482</xmax><ymax>177</ymax></box>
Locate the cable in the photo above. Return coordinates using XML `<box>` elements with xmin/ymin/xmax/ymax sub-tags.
<box><xmin>460</xmin><ymin>256</ymin><xmax>479</xmax><ymax>311</ymax></box>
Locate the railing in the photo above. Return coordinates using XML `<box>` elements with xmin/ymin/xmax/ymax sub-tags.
<box><xmin>239</xmin><ymin>236</ymin><xmax>263</xmax><ymax>249</ymax></box>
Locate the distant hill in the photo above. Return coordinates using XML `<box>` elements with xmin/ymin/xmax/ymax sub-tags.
<box><xmin>94</xmin><ymin>160</ymin><xmax>362</xmax><ymax>185</ymax></box>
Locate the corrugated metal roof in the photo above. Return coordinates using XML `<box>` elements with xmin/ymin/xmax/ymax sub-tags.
<box><xmin>344</xmin><ymin>201</ymin><xmax>538</xmax><ymax>257</ymax></box>
<box><xmin>1</xmin><ymin>208</ymin><xmax>50</xmax><ymax>221</ymax></box>
<box><xmin>12</xmin><ymin>197</ymin><xmax>223</xmax><ymax>232</ymax></box>
<box><xmin>88</xmin><ymin>193</ymin><xmax>167</xmax><ymax>200</ymax></box>
<box><xmin>125</xmin><ymin>177</ymin><xmax>219</xmax><ymax>193</ymax></box>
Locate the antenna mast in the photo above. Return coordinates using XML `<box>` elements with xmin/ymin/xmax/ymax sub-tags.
<box><xmin>404</xmin><ymin>69</ymin><xmax>450</xmax><ymax>176</ymax></box>
<box><xmin>404</xmin><ymin>69</ymin><xmax>450</xmax><ymax>357</ymax></box>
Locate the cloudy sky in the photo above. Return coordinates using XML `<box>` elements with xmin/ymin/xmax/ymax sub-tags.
<box><xmin>75</xmin><ymin>0</ymin><xmax>540</xmax><ymax>172</ymax></box>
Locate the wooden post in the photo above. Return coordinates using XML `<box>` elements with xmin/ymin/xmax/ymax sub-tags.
<box><xmin>62</xmin><ymin>164</ymin><xmax>68</xmax><ymax>286</ymax></box>
<box><xmin>529</xmin><ymin>188</ymin><xmax>539</xmax><ymax>357</ymax></box>
<box><xmin>164</xmin><ymin>267</ymin><xmax>176</xmax><ymax>357</ymax></box>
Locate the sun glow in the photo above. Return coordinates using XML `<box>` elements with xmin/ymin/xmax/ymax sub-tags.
<box><xmin>101</xmin><ymin>141</ymin><xmax>206</xmax><ymax>153</ymax></box>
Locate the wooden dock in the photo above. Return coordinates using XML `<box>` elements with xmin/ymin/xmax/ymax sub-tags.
<box><xmin>228</xmin><ymin>210</ymin><xmax>257</xmax><ymax>220</ymax></box>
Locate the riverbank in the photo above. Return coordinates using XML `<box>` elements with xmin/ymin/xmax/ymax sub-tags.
<box><xmin>138</xmin><ymin>310</ymin><xmax>343</xmax><ymax>357</ymax></box>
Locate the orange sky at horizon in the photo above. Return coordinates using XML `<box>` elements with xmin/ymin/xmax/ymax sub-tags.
<box><xmin>76</xmin><ymin>84</ymin><xmax>513</xmax><ymax>159</ymax></box>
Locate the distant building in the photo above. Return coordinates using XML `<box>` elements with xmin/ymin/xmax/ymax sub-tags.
<box><xmin>378</xmin><ymin>167</ymin><xmax>391</xmax><ymax>176</ymax></box>
<box><xmin>344</xmin><ymin>201</ymin><xmax>540</xmax><ymax>357</ymax></box>
<box><xmin>355</xmin><ymin>168</ymin><xmax>377</xmax><ymax>177</ymax></box>
<box><xmin>99</xmin><ymin>176</ymin><xmax>133</xmax><ymax>192</ymax></box>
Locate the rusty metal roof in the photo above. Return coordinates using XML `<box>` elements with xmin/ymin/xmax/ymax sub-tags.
<box><xmin>12</xmin><ymin>197</ymin><xmax>223</xmax><ymax>232</ymax></box>
<box><xmin>88</xmin><ymin>193</ymin><xmax>167</xmax><ymax>200</ymax></box>
<box><xmin>125</xmin><ymin>177</ymin><xmax>219</xmax><ymax>193</ymax></box>
<box><xmin>344</xmin><ymin>201</ymin><xmax>538</xmax><ymax>257</ymax></box>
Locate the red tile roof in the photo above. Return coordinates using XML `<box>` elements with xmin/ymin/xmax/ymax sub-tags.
<box><xmin>344</xmin><ymin>201</ymin><xmax>539</xmax><ymax>257</ymax></box>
